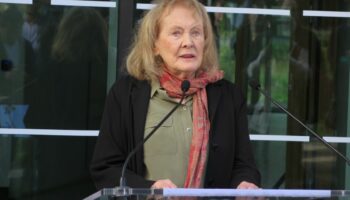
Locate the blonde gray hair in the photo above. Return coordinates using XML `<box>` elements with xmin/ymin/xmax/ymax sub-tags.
<box><xmin>126</xmin><ymin>0</ymin><xmax>219</xmax><ymax>81</ymax></box>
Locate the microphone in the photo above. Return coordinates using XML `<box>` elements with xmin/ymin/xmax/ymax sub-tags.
<box><xmin>249</xmin><ymin>80</ymin><xmax>350</xmax><ymax>166</ymax></box>
<box><xmin>119</xmin><ymin>80</ymin><xmax>191</xmax><ymax>188</ymax></box>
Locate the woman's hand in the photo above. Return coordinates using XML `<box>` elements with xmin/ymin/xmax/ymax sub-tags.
<box><xmin>237</xmin><ymin>181</ymin><xmax>259</xmax><ymax>189</ymax></box>
<box><xmin>151</xmin><ymin>179</ymin><xmax>177</xmax><ymax>189</ymax></box>
<box><xmin>236</xmin><ymin>181</ymin><xmax>264</xmax><ymax>200</ymax></box>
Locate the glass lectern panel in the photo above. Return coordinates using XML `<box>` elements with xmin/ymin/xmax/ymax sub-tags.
<box><xmin>84</xmin><ymin>188</ymin><xmax>350</xmax><ymax>200</ymax></box>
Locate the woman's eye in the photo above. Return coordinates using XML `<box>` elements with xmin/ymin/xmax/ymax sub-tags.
<box><xmin>172</xmin><ymin>31</ymin><xmax>181</xmax><ymax>36</ymax></box>
<box><xmin>192</xmin><ymin>31</ymin><xmax>202</xmax><ymax>37</ymax></box>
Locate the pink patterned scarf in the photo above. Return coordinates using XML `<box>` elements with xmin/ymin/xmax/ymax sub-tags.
<box><xmin>159</xmin><ymin>69</ymin><xmax>223</xmax><ymax>188</ymax></box>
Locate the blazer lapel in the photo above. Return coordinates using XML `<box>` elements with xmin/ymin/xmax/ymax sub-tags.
<box><xmin>207</xmin><ymin>81</ymin><xmax>222</xmax><ymax>130</ymax></box>
<box><xmin>131</xmin><ymin>80</ymin><xmax>151</xmax><ymax>145</ymax></box>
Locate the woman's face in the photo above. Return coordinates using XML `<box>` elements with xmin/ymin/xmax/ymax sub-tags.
<box><xmin>155</xmin><ymin>5</ymin><xmax>204</xmax><ymax>79</ymax></box>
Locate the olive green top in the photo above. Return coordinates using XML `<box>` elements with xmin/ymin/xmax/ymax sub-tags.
<box><xmin>144</xmin><ymin>80</ymin><xmax>193</xmax><ymax>187</ymax></box>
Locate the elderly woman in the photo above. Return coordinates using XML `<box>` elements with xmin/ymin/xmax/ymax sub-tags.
<box><xmin>90</xmin><ymin>0</ymin><xmax>260</xmax><ymax>189</ymax></box>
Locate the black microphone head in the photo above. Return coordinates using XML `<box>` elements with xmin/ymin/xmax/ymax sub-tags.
<box><xmin>181</xmin><ymin>80</ymin><xmax>190</xmax><ymax>93</ymax></box>
<box><xmin>249</xmin><ymin>80</ymin><xmax>261</xmax><ymax>91</ymax></box>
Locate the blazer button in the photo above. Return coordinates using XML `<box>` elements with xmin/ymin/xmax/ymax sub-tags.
<box><xmin>208</xmin><ymin>178</ymin><xmax>215</xmax><ymax>186</ymax></box>
<box><xmin>211</xmin><ymin>143</ymin><xmax>219</xmax><ymax>151</ymax></box>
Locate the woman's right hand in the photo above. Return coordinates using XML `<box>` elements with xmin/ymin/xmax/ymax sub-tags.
<box><xmin>151</xmin><ymin>179</ymin><xmax>177</xmax><ymax>189</ymax></box>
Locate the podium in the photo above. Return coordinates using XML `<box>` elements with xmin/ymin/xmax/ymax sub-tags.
<box><xmin>84</xmin><ymin>188</ymin><xmax>350</xmax><ymax>200</ymax></box>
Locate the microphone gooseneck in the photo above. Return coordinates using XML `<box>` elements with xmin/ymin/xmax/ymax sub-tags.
<box><xmin>249</xmin><ymin>80</ymin><xmax>350</xmax><ymax>166</ymax></box>
<box><xmin>119</xmin><ymin>80</ymin><xmax>191</xmax><ymax>188</ymax></box>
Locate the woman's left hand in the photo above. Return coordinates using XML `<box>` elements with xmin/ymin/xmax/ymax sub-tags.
<box><xmin>237</xmin><ymin>181</ymin><xmax>259</xmax><ymax>189</ymax></box>
<box><xmin>236</xmin><ymin>181</ymin><xmax>264</xmax><ymax>200</ymax></box>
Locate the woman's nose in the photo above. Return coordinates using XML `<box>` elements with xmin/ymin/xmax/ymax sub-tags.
<box><xmin>182</xmin><ymin>34</ymin><xmax>194</xmax><ymax>48</ymax></box>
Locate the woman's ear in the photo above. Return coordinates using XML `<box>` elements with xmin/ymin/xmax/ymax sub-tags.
<box><xmin>153</xmin><ymin>44</ymin><xmax>159</xmax><ymax>55</ymax></box>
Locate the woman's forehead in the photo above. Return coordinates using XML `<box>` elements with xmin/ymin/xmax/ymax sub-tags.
<box><xmin>161</xmin><ymin>3</ymin><xmax>202</xmax><ymax>19</ymax></box>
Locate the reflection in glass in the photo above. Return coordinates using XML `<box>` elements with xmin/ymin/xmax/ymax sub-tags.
<box><xmin>0</xmin><ymin>2</ymin><xmax>112</xmax><ymax>199</ymax></box>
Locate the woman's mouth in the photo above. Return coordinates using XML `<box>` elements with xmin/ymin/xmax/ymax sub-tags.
<box><xmin>180</xmin><ymin>54</ymin><xmax>195</xmax><ymax>59</ymax></box>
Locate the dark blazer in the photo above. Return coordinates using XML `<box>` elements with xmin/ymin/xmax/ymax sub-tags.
<box><xmin>90</xmin><ymin>75</ymin><xmax>260</xmax><ymax>189</ymax></box>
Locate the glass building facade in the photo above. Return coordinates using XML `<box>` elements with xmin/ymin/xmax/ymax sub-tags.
<box><xmin>0</xmin><ymin>0</ymin><xmax>349</xmax><ymax>199</ymax></box>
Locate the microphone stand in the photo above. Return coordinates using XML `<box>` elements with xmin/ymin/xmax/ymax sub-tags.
<box><xmin>249</xmin><ymin>80</ymin><xmax>350</xmax><ymax>166</ymax></box>
<box><xmin>119</xmin><ymin>80</ymin><xmax>191</xmax><ymax>189</ymax></box>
